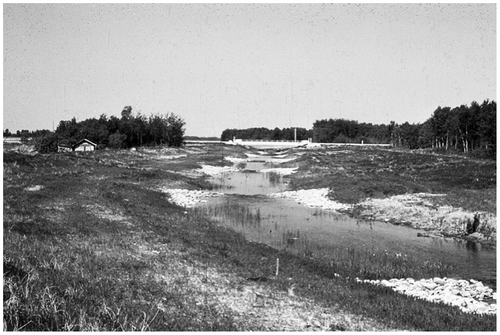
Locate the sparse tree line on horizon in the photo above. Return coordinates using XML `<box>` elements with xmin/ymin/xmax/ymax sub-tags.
<box><xmin>4</xmin><ymin>106</ymin><xmax>186</xmax><ymax>153</ymax></box>
<box><xmin>220</xmin><ymin>99</ymin><xmax>496</xmax><ymax>158</ymax></box>
<box><xmin>4</xmin><ymin>100</ymin><xmax>495</xmax><ymax>158</ymax></box>
<box><xmin>389</xmin><ymin>99</ymin><xmax>495</xmax><ymax>158</ymax></box>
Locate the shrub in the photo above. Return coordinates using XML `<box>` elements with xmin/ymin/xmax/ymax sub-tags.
<box><xmin>33</xmin><ymin>134</ymin><xmax>59</xmax><ymax>153</ymax></box>
<box><xmin>108</xmin><ymin>131</ymin><xmax>127</xmax><ymax>149</ymax></box>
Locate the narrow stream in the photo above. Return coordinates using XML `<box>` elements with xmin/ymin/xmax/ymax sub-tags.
<box><xmin>198</xmin><ymin>154</ymin><xmax>496</xmax><ymax>288</ymax></box>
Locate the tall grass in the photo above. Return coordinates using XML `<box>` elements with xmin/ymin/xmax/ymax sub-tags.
<box><xmin>266</xmin><ymin>171</ymin><xmax>283</xmax><ymax>187</ymax></box>
<box><xmin>197</xmin><ymin>201</ymin><xmax>263</xmax><ymax>229</ymax></box>
<box><xmin>3</xmin><ymin>151</ymin><xmax>239</xmax><ymax>331</ymax></box>
<box><xmin>196</xmin><ymin>200</ymin><xmax>454</xmax><ymax>281</ymax></box>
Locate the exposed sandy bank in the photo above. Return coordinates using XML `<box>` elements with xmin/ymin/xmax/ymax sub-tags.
<box><xmin>197</xmin><ymin>164</ymin><xmax>239</xmax><ymax>176</ymax></box>
<box><xmin>353</xmin><ymin>193</ymin><xmax>496</xmax><ymax>242</ymax></box>
<box><xmin>260</xmin><ymin>167</ymin><xmax>298</xmax><ymax>175</ymax></box>
<box><xmin>161</xmin><ymin>188</ymin><xmax>224</xmax><ymax>208</ymax></box>
<box><xmin>269</xmin><ymin>188</ymin><xmax>350</xmax><ymax>211</ymax></box>
<box><xmin>268</xmin><ymin>189</ymin><xmax>496</xmax><ymax>243</ymax></box>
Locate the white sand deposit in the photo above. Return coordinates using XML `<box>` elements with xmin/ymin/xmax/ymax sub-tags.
<box><xmin>224</xmin><ymin>156</ymin><xmax>247</xmax><ymax>164</ymax></box>
<box><xmin>269</xmin><ymin>188</ymin><xmax>350</xmax><ymax>211</ymax></box>
<box><xmin>24</xmin><ymin>185</ymin><xmax>44</xmax><ymax>192</ymax></box>
<box><xmin>244</xmin><ymin>153</ymin><xmax>297</xmax><ymax>163</ymax></box>
<box><xmin>197</xmin><ymin>164</ymin><xmax>240</xmax><ymax>176</ymax></box>
<box><xmin>199</xmin><ymin>157</ymin><xmax>299</xmax><ymax>176</ymax></box>
<box><xmin>158</xmin><ymin>154</ymin><xmax>187</xmax><ymax>160</ymax></box>
<box><xmin>161</xmin><ymin>188</ymin><xmax>224</xmax><ymax>208</ymax></box>
<box><xmin>355</xmin><ymin>277</ymin><xmax>496</xmax><ymax>315</ymax></box>
<box><xmin>262</xmin><ymin>156</ymin><xmax>298</xmax><ymax>163</ymax></box>
<box><xmin>358</xmin><ymin>193</ymin><xmax>496</xmax><ymax>238</ymax></box>
<box><xmin>260</xmin><ymin>167</ymin><xmax>299</xmax><ymax>175</ymax></box>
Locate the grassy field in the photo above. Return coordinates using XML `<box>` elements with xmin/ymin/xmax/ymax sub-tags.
<box><xmin>287</xmin><ymin>146</ymin><xmax>496</xmax><ymax>241</ymax></box>
<box><xmin>3</xmin><ymin>144</ymin><xmax>496</xmax><ymax>331</ymax></box>
<box><xmin>289</xmin><ymin>147</ymin><xmax>495</xmax><ymax>210</ymax></box>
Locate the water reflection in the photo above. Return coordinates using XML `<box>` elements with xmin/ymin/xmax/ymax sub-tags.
<box><xmin>198</xmin><ymin>196</ymin><xmax>496</xmax><ymax>286</ymax></box>
<box><xmin>201</xmin><ymin>154</ymin><xmax>495</xmax><ymax>286</ymax></box>
<box><xmin>265</xmin><ymin>171</ymin><xmax>283</xmax><ymax>188</ymax></box>
<box><xmin>465</xmin><ymin>240</ymin><xmax>479</xmax><ymax>253</ymax></box>
<box><xmin>209</xmin><ymin>170</ymin><xmax>289</xmax><ymax>195</ymax></box>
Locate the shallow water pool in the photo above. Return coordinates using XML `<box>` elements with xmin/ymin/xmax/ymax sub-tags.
<box><xmin>200</xmin><ymin>155</ymin><xmax>496</xmax><ymax>288</ymax></box>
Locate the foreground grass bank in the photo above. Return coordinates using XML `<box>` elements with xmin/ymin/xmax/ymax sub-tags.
<box><xmin>3</xmin><ymin>146</ymin><xmax>496</xmax><ymax>331</ymax></box>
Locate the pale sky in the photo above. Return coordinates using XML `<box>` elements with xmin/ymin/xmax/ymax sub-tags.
<box><xmin>3</xmin><ymin>3</ymin><xmax>496</xmax><ymax>137</ymax></box>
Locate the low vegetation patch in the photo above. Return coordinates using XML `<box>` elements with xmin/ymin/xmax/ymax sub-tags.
<box><xmin>291</xmin><ymin>147</ymin><xmax>495</xmax><ymax>206</ymax></box>
<box><xmin>288</xmin><ymin>146</ymin><xmax>496</xmax><ymax>241</ymax></box>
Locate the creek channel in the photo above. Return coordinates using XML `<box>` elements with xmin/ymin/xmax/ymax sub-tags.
<box><xmin>195</xmin><ymin>153</ymin><xmax>496</xmax><ymax>289</ymax></box>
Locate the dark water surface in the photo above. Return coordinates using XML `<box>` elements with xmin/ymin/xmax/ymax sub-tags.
<box><xmin>201</xmin><ymin>156</ymin><xmax>496</xmax><ymax>288</ymax></box>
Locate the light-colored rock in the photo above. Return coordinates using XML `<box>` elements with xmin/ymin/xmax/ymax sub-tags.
<box><xmin>359</xmin><ymin>276</ymin><xmax>496</xmax><ymax>315</ymax></box>
<box><xmin>456</xmin><ymin>279</ymin><xmax>468</xmax><ymax>286</ymax></box>
<box><xmin>25</xmin><ymin>185</ymin><xmax>44</xmax><ymax>192</ymax></box>
<box><xmin>380</xmin><ymin>279</ymin><xmax>392</xmax><ymax>286</ymax></box>
<box><xmin>421</xmin><ymin>282</ymin><xmax>438</xmax><ymax>290</ymax></box>
<box><xmin>460</xmin><ymin>290</ymin><xmax>472</xmax><ymax>298</ymax></box>
<box><xmin>433</xmin><ymin>277</ymin><xmax>446</xmax><ymax>285</ymax></box>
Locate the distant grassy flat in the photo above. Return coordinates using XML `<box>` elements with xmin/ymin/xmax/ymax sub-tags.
<box><xmin>290</xmin><ymin>147</ymin><xmax>495</xmax><ymax>207</ymax></box>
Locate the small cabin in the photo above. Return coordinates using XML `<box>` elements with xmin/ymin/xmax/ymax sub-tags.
<box><xmin>73</xmin><ymin>139</ymin><xmax>97</xmax><ymax>152</ymax></box>
<box><xmin>58</xmin><ymin>139</ymin><xmax>97</xmax><ymax>152</ymax></box>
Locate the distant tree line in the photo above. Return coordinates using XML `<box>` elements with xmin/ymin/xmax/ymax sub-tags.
<box><xmin>20</xmin><ymin>106</ymin><xmax>186</xmax><ymax>153</ymax></box>
<box><xmin>312</xmin><ymin>119</ymin><xmax>390</xmax><ymax>144</ymax></box>
<box><xmin>184</xmin><ymin>136</ymin><xmax>220</xmax><ymax>141</ymax></box>
<box><xmin>384</xmin><ymin>100</ymin><xmax>496</xmax><ymax>158</ymax></box>
<box><xmin>220</xmin><ymin>99</ymin><xmax>495</xmax><ymax>158</ymax></box>
<box><xmin>5</xmin><ymin>100</ymin><xmax>495</xmax><ymax>158</ymax></box>
<box><xmin>220</xmin><ymin>127</ymin><xmax>313</xmax><ymax>141</ymax></box>
<box><xmin>3</xmin><ymin>129</ymin><xmax>51</xmax><ymax>140</ymax></box>
<box><xmin>420</xmin><ymin>100</ymin><xmax>496</xmax><ymax>154</ymax></box>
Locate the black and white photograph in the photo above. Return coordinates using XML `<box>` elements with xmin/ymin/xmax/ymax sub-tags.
<box><xmin>3</xmin><ymin>2</ymin><xmax>496</xmax><ymax>331</ymax></box>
